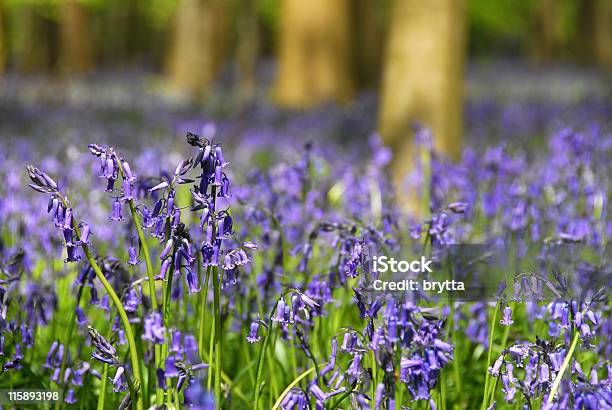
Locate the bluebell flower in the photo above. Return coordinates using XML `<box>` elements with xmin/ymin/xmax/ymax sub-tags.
<box><xmin>184</xmin><ymin>379</ymin><xmax>215</xmax><ymax>409</ymax></box>
<box><xmin>165</xmin><ymin>355</ymin><xmax>179</xmax><ymax>378</ymax></box>
<box><xmin>246</xmin><ymin>320</ymin><xmax>261</xmax><ymax>343</ymax></box>
<box><xmin>142</xmin><ymin>312</ymin><xmax>165</xmax><ymax>344</ymax></box>
<box><xmin>489</xmin><ymin>355</ymin><xmax>504</xmax><ymax>376</ymax></box>
<box><xmin>78</xmin><ymin>222</ymin><xmax>91</xmax><ymax>245</ymax></box>
<box><xmin>272</xmin><ymin>298</ymin><xmax>288</xmax><ymax>323</ymax></box>
<box><xmin>88</xmin><ymin>327</ymin><xmax>119</xmax><ymax>366</ymax></box>
<box><xmin>64</xmin><ymin>389</ymin><xmax>77</xmax><ymax>404</ymax></box>
<box><xmin>280</xmin><ymin>388</ymin><xmax>308</xmax><ymax>409</ymax></box>
<box><xmin>157</xmin><ymin>258</ymin><xmax>171</xmax><ymax>281</ymax></box>
<box><xmin>347</xmin><ymin>353</ymin><xmax>362</xmax><ymax>378</ymax></box>
<box><xmin>170</xmin><ymin>331</ymin><xmax>182</xmax><ymax>353</ymax></box>
<box><xmin>122</xmin><ymin>180</ymin><xmax>134</xmax><ymax>201</ymax></box>
<box><xmin>127</xmin><ymin>245</ymin><xmax>140</xmax><ymax>266</ymax></box>
<box><xmin>44</xmin><ymin>341</ymin><xmax>60</xmax><ymax>369</ymax></box>
<box><xmin>110</xmin><ymin>199</ymin><xmax>124</xmax><ymax>222</ymax></box>
<box><xmin>75</xmin><ymin>307</ymin><xmax>87</xmax><ymax>326</ymax></box>
<box><xmin>111</xmin><ymin>366</ymin><xmax>127</xmax><ymax>392</ymax></box>
<box><xmin>500</xmin><ymin>306</ymin><xmax>514</xmax><ymax>326</ymax></box>
<box><xmin>156</xmin><ymin>368</ymin><xmax>167</xmax><ymax>390</ymax></box>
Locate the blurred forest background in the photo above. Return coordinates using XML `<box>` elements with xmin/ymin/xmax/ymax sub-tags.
<box><xmin>0</xmin><ymin>0</ymin><xmax>610</xmax><ymax>173</ymax></box>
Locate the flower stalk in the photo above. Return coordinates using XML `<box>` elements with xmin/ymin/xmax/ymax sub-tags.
<box><xmin>114</xmin><ymin>153</ymin><xmax>164</xmax><ymax>405</ymax></box>
<box><xmin>61</xmin><ymin>195</ymin><xmax>143</xmax><ymax>410</ymax></box>
<box><xmin>213</xmin><ymin>266</ymin><xmax>222</xmax><ymax>408</ymax></box>
<box><xmin>547</xmin><ymin>331</ymin><xmax>580</xmax><ymax>404</ymax></box>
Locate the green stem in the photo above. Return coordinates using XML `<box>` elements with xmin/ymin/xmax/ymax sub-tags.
<box><xmin>487</xmin><ymin>302</ymin><xmax>515</xmax><ymax>406</ymax></box>
<box><xmin>449</xmin><ymin>304</ymin><xmax>463</xmax><ymax>405</ymax></box>
<box><xmin>267</xmin><ymin>325</ymin><xmax>281</xmax><ymax>408</ymax></box>
<box><xmin>440</xmin><ymin>369</ymin><xmax>447</xmax><ymax>410</ymax></box>
<box><xmin>271</xmin><ymin>366</ymin><xmax>317</xmax><ymax>410</ymax></box>
<box><xmin>547</xmin><ymin>331</ymin><xmax>580</xmax><ymax>404</ymax></box>
<box><xmin>481</xmin><ymin>302</ymin><xmax>499</xmax><ymax>410</ymax></box>
<box><xmin>129</xmin><ymin>201</ymin><xmax>163</xmax><ymax>404</ymax></box>
<box><xmin>82</xmin><ymin>244</ymin><xmax>143</xmax><ymax>410</ymax></box>
<box><xmin>207</xmin><ymin>314</ymin><xmax>215</xmax><ymax>391</ymax></box>
<box><xmin>199</xmin><ymin>265</ymin><xmax>212</xmax><ymax>358</ymax></box>
<box><xmin>97</xmin><ymin>314</ymin><xmax>118</xmax><ymax>410</ymax></box>
<box><xmin>98</xmin><ymin>364</ymin><xmax>109</xmax><ymax>410</ymax></box>
<box><xmin>54</xmin><ymin>281</ymin><xmax>85</xmax><ymax>410</ymax></box>
<box><xmin>63</xmin><ymin>211</ymin><xmax>141</xmax><ymax>409</ymax></box>
<box><xmin>213</xmin><ymin>267</ymin><xmax>222</xmax><ymax>408</ymax></box>
<box><xmin>127</xmin><ymin>200</ymin><xmax>158</xmax><ymax>309</ymax></box>
<box><xmin>330</xmin><ymin>389</ymin><xmax>354</xmax><ymax>410</ymax></box>
<box><xmin>58</xmin><ymin>193</ymin><xmax>143</xmax><ymax>409</ymax></box>
<box><xmin>116</xmin><ymin>155</ymin><xmax>163</xmax><ymax>405</ymax></box>
<box><xmin>254</xmin><ymin>322</ymin><xmax>275</xmax><ymax>410</ymax></box>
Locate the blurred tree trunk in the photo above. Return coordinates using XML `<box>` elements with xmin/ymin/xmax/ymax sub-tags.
<box><xmin>235</xmin><ymin>0</ymin><xmax>259</xmax><ymax>104</ymax></box>
<box><xmin>577</xmin><ymin>0</ymin><xmax>612</xmax><ymax>68</ymax></box>
<box><xmin>274</xmin><ymin>0</ymin><xmax>354</xmax><ymax>107</ymax></box>
<box><xmin>528</xmin><ymin>0</ymin><xmax>557</xmax><ymax>62</ymax></box>
<box><xmin>0</xmin><ymin>2</ymin><xmax>4</xmax><ymax>76</ymax></box>
<box><xmin>353</xmin><ymin>0</ymin><xmax>387</xmax><ymax>88</ymax></box>
<box><xmin>379</xmin><ymin>0</ymin><xmax>466</xmax><ymax>203</ymax></box>
<box><xmin>593</xmin><ymin>0</ymin><xmax>612</xmax><ymax>69</ymax></box>
<box><xmin>167</xmin><ymin>0</ymin><xmax>228</xmax><ymax>97</ymax></box>
<box><xmin>12</xmin><ymin>5</ymin><xmax>55</xmax><ymax>72</ymax></box>
<box><xmin>59</xmin><ymin>0</ymin><xmax>94</xmax><ymax>75</ymax></box>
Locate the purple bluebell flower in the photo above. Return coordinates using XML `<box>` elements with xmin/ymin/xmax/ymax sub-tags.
<box><xmin>184</xmin><ymin>380</ymin><xmax>215</xmax><ymax>409</ymax></box>
<box><xmin>157</xmin><ymin>258</ymin><xmax>171</xmax><ymax>281</ymax></box>
<box><xmin>110</xmin><ymin>199</ymin><xmax>124</xmax><ymax>222</ymax></box>
<box><xmin>127</xmin><ymin>245</ymin><xmax>140</xmax><ymax>266</ymax></box>
<box><xmin>500</xmin><ymin>306</ymin><xmax>514</xmax><ymax>326</ymax></box>
<box><xmin>280</xmin><ymin>388</ymin><xmax>308</xmax><ymax>409</ymax></box>
<box><xmin>272</xmin><ymin>298</ymin><xmax>288</xmax><ymax>323</ymax></box>
<box><xmin>64</xmin><ymin>389</ymin><xmax>77</xmax><ymax>404</ymax></box>
<box><xmin>246</xmin><ymin>320</ymin><xmax>261</xmax><ymax>343</ymax></box>
<box><xmin>78</xmin><ymin>222</ymin><xmax>91</xmax><ymax>245</ymax></box>
<box><xmin>184</xmin><ymin>335</ymin><xmax>199</xmax><ymax>364</ymax></box>
<box><xmin>489</xmin><ymin>355</ymin><xmax>504</xmax><ymax>377</ymax></box>
<box><xmin>44</xmin><ymin>341</ymin><xmax>60</xmax><ymax>369</ymax></box>
<box><xmin>122</xmin><ymin>180</ymin><xmax>134</xmax><ymax>201</ymax></box>
<box><xmin>75</xmin><ymin>307</ymin><xmax>87</xmax><ymax>326</ymax></box>
<box><xmin>142</xmin><ymin>312</ymin><xmax>165</xmax><ymax>344</ymax></box>
<box><xmin>65</xmin><ymin>244</ymin><xmax>81</xmax><ymax>263</ymax></box>
<box><xmin>347</xmin><ymin>353</ymin><xmax>362</xmax><ymax>378</ymax></box>
<box><xmin>170</xmin><ymin>331</ymin><xmax>182</xmax><ymax>354</ymax></box>
<box><xmin>165</xmin><ymin>356</ymin><xmax>179</xmax><ymax>378</ymax></box>
<box><xmin>88</xmin><ymin>326</ymin><xmax>119</xmax><ymax>365</ymax></box>
<box><xmin>70</xmin><ymin>363</ymin><xmax>90</xmax><ymax>387</ymax></box>
<box><xmin>111</xmin><ymin>366</ymin><xmax>127</xmax><ymax>392</ymax></box>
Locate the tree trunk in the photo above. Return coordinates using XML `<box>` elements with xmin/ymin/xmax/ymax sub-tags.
<box><xmin>12</xmin><ymin>5</ymin><xmax>54</xmax><ymax>72</ymax></box>
<box><xmin>593</xmin><ymin>0</ymin><xmax>612</xmax><ymax>69</ymax></box>
<box><xmin>577</xmin><ymin>0</ymin><xmax>612</xmax><ymax>68</ymax></box>
<box><xmin>528</xmin><ymin>0</ymin><xmax>557</xmax><ymax>62</ymax></box>
<box><xmin>0</xmin><ymin>2</ymin><xmax>4</xmax><ymax>76</ymax></box>
<box><xmin>59</xmin><ymin>0</ymin><xmax>94</xmax><ymax>75</ymax></box>
<box><xmin>379</xmin><ymin>0</ymin><xmax>466</xmax><ymax>193</ymax></box>
<box><xmin>274</xmin><ymin>0</ymin><xmax>354</xmax><ymax>108</ymax></box>
<box><xmin>353</xmin><ymin>0</ymin><xmax>387</xmax><ymax>88</ymax></box>
<box><xmin>235</xmin><ymin>0</ymin><xmax>259</xmax><ymax>104</ymax></box>
<box><xmin>167</xmin><ymin>0</ymin><xmax>228</xmax><ymax>97</ymax></box>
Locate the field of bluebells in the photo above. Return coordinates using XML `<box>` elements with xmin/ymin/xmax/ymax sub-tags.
<box><xmin>0</xmin><ymin>64</ymin><xmax>611</xmax><ymax>410</ymax></box>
